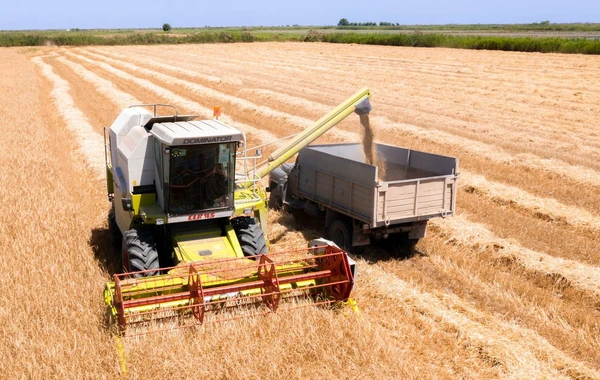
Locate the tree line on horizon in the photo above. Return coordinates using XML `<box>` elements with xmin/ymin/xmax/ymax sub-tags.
<box><xmin>338</xmin><ymin>18</ymin><xmax>399</xmax><ymax>27</ymax></box>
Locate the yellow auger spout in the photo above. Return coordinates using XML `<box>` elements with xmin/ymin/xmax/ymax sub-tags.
<box><xmin>250</xmin><ymin>87</ymin><xmax>372</xmax><ymax>184</ymax></box>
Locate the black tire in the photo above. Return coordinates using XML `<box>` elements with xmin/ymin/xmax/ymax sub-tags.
<box><xmin>408</xmin><ymin>238</ymin><xmax>420</xmax><ymax>247</ymax></box>
<box><xmin>327</xmin><ymin>219</ymin><xmax>352</xmax><ymax>251</ymax></box>
<box><xmin>389</xmin><ymin>233</ymin><xmax>419</xmax><ymax>248</ymax></box>
<box><xmin>122</xmin><ymin>229</ymin><xmax>159</xmax><ymax>277</ymax></box>
<box><xmin>231</xmin><ymin>217</ymin><xmax>268</xmax><ymax>257</ymax></box>
<box><xmin>268</xmin><ymin>183</ymin><xmax>283</xmax><ymax>209</ymax></box>
<box><xmin>383</xmin><ymin>234</ymin><xmax>419</xmax><ymax>258</ymax></box>
<box><xmin>108</xmin><ymin>211</ymin><xmax>122</xmax><ymax>249</ymax></box>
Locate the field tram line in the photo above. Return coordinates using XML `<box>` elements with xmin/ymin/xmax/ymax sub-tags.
<box><xmin>32</xmin><ymin>57</ymin><xmax>105</xmax><ymax>179</ymax></box>
<box><xmin>62</xmin><ymin>50</ymin><xmax>362</xmax><ymax>154</ymax></box>
<box><xmin>190</xmin><ymin>61</ymin><xmax>597</xmax><ymax>144</ymax></box>
<box><xmin>124</xmin><ymin>45</ymin><xmax>599</xmax><ymax>143</ymax></box>
<box><xmin>233</xmin><ymin>86</ymin><xmax>600</xmax><ymax>171</ymax></box>
<box><xmin>109</xmin><ymin>45</ymin><xmax>248</xmax><ymax>85</ymax></box>
<box><xmin>225</xmin><ymin>70</ymin><xmax>600</xmax><ymax>161</ymax></box>
<box><xmin>54</xmin><ymin>56</ymin><xmax>140</xmax><ymax>108</ymax></box>
<box><xmin>57</xmin><ymin>52</ymin><xmax>358</xmax><ymax>172</ymax></box>
<box><xmin>168</xmin><ymin>54</ymin><xmax>600</xmax><ymax>157</ymax></box>
<box><xmin>61</xmin><ymin>50</ymin><xmax>297</xmax><ymax>143</ymax></box>
<box><xmin>414</xmin><ymin>252</ymin><xmax>600</xmax><ymax>364</ymax></box>
<box><xmin>88</xmin><ymin>47</ymin><xmax>243</xmax><ymax>87</ymax></box>
<box><xmin>210</xmin><ymin>43</ymin><xmax>600</xmax><ymax>92</ymax></box>
<box><xmin>70</xmin><ymin>49</ymin><xmax>600</xmax><ymax>190</ymax></box>
<box><xmin>57</xmin><ymin>53</ymin><xmax>280</xmax><ymax>148</ymax></box>
<box><xmin>126</xmin><ymin>42</ymin><xmax>600</xmax><ymax>113</ymax></box>
<box><xmin>189</xmin><ymin>50</ymin><xmax>597</xmax><ymax>118</ymax></box>
<box><xmin>89</xmin><ymin>45</ymin><xmax>593</xmax><ymax>142</ymax></box>
<box><xmin>70</xmin><ymin>50</ymin><xmax>315</xmax><ymax>130</ymax></box>
<box><xmin>432</xmin><ymin>214</ymin><xmax>600</xmax><ymax>301</ymax></box>
<box><xmin>361</xmin><ymin>262</ymin><xmax>599</xmax><ymax>380</ymax></box>
<box><xmin>459</xmin><ymin>172</ymin><xmax>600</xmax><ymax>237</ymax></box>
<box><xmin>222</xmin><ymin>45</ymin><xmax>600</xmax><ymax>107</ymax></box>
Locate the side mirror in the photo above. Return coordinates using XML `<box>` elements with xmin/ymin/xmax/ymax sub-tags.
<box><xmin>121</xmin><ymin>197</ymin><xmax>134</xmax><ymax>211</ymax></box>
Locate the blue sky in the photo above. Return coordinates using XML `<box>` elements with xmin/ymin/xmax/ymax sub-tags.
<box><xmin>1</xmin><ymin>0</ymin><xmax>598</xmax><ymax>30</ymax></box>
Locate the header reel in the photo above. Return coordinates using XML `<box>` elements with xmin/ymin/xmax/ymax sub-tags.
<box><xmin>104</xmin><ymin>242</ymin><xmax>355</xmax><ymax>336</ymax></box>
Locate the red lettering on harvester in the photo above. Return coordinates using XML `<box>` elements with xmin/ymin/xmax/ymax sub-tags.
<box><xmin>187</xmin><ymin>212</ymin><xmax>216</xmax><ymax>221</ymax></box>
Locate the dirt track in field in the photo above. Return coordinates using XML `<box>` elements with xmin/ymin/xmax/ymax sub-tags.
<box><xmin>2</xmin><ymin>42</ymin><xmax>600</xmax><ymax>378</ymax></box>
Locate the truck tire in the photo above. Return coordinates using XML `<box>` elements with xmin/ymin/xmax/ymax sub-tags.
<box><xmin>328</xmin><ymin>219</ymin><xmax>352</xmax><ymax>251</ymax></box>
<box><xmin>384</xmin><ymin>234</ymin><xmax>419</xmax><ymax>257</ymax></box>
<box><xmin>232</xmin><ymin>217</ymin><xmax>268</xmax><ymax>257</ymax></box>
<box><xmin>122</xmin><ymin>229</ymin><xmax>160</xmax><ymax>277</ymax></box>
<box><xmin>268</xmin><ymin>182</ymin><xmax>283</xmax><ymax>209</ymax></box>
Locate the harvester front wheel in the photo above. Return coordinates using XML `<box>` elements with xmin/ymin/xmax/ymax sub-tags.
<box><xmin>122</xmin><ymin>229</ymin><xmax>160</xmax><ymax>277</ymax></box>
<box><xmin>232</xmin><ymin>217</ymin><xmax>268</xmax><ymax>257</ymax></box>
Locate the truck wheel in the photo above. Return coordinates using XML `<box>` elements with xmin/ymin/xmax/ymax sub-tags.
<box><xmin>268</xmin><ymin>183</ymin><xmax>283</xmax><ymax>209</ymax></box>
<box><xmin>122</xmin><ymin>229</ymin><xmax>160</xmax><ymax>277</ymax></box>
<box><xmin>328</xmin><ymin>219</ymin><xmax>352</xmax><ymax>251</ymax></box>
<box><xmin>232</xmin><ymin>217</ymin><xmax>268</xmax><ymax>257</ymax></box>
<box><xmin>385</xmin><ymin>234</ymin><xmax>419</xmax><ymax>257</ymax></box>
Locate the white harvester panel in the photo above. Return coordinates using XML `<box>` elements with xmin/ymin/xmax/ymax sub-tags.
<box><xmin>116</xmin><ymin>126</ymin><xmax>155</xmax><ymax>194</ymax></box>
<box><xmin>150</xmin><ymin>120</ymin><xmax>244</xmax><ymax>146</ymax></box>
<box><xmin>108</xmin><ymin>107</ymin><xmax>153</xmax><ymax>170</ymax></box>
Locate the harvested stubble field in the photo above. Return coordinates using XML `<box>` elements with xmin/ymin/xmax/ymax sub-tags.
<box><xmin>1</xmin><ymin>42</ymin><xmax>600</xmax><ymax>378</ymax></box>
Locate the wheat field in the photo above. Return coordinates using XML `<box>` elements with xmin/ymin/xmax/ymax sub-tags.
<box><xmin>1</xmin><ymin>42</ymin><xmax>599</xmax><ymax>379</ymax></box>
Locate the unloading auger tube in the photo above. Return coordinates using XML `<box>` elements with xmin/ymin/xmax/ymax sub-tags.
<box><xmin>104</xmin><ymin>240</ymin><xmax>356</xmax><ymax>336</ymax></box>
<box><xmin>247</xmin><ymin>87</ymin><xmax>372</xmax><ymax>185</ymax></box>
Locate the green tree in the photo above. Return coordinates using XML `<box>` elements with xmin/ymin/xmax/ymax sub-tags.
<box><xmin>162</xmin><ymin>23</ymin><xmax>172</xmax><ymax>32</ymax></box>
<box><xmin>338</xmin><ymin>18</ymin><xmax>349</xmax><ymax>26</ymax></box>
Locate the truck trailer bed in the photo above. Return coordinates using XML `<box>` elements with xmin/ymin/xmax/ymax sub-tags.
<box><xmin>296</xmin><ymin>143</ymin><xmax>458</xmax><ymax>228</ymax></box>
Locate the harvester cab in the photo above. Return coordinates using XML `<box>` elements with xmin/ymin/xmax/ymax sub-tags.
<box><xmin>105</xmin><ymin>104</ymin><xmax>266</xmax><ymax>270</ymax></box>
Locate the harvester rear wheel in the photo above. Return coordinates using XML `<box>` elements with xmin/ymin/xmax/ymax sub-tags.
<box><xmin>122</xmin><ymin>229</ymin><xmax>159</xmax><ymax>277</ymax></box>
<box><xmin>232</xmin><ymin>217</ymin><xmax>268</xmax><ymax>257</ymax></box>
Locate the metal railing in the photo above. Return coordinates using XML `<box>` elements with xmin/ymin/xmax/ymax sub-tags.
<box><xmin>128</xmin><ymin>103</ymin><xmax>179</xmax><ymax>117</ymax></box>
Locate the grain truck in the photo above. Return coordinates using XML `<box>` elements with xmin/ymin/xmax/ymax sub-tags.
<box><xmin>269</xmin><ymin>142</ymin><xmax>458</xmax><ymax>251</ymax></box>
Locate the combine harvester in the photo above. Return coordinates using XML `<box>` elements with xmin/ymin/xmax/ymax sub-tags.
<box><xmin>102</xmin><ymin>89</ymin><xmax>373</xmax><ymax>335</ymax></box>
